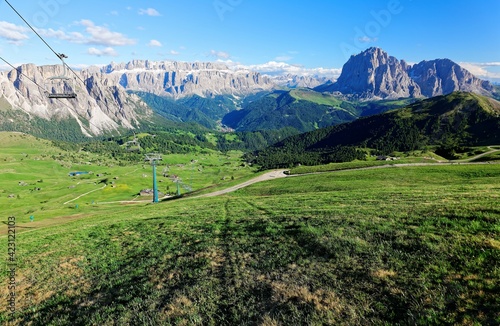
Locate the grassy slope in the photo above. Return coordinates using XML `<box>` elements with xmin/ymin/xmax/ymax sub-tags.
<box><xmin>1</xmin><ymin>162</ymin><xmax>499</xmax><ymax>325</ymax></box>
<box><xmin>222</xmin><ymin>90</ymin><xmax>360</xmax><ymax>133</ymax></box>
<box><xmin>289</xmin><ymin>89</ymin><xmax>344</xmax><ymax>107</ymax></box>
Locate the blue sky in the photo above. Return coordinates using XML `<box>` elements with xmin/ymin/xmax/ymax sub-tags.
<box><xmin>0</xmin><ymin>0</ymin><xmax>499</xmax><ymax>81</ymax></box>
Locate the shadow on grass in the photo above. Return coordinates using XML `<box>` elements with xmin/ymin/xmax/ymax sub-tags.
<box><xmin>9</xmin><ymin>210</ymin><xmax>500</xmax><ymax>325</ymax></box>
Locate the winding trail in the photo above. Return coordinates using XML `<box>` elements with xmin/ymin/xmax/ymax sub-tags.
<box><xmin>453</xmin><ymin>146</ymin><xmax>500</xmax><ymax>163</ymax></box>
<box><xmin>94</xmin><ymin>170</ymin><xmax>289</xmax><ymax>204</ymax></box>
<box><xmin>194</xmin><ymin>170</ymin><xmax>289</xmax><ymax>198</ymax></box>
<box><xmin>63</xmin><ymin>184</ymin><xmax>107</xmax><ymax>205</ymax></box>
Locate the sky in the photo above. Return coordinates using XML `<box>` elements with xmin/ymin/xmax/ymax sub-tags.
<box><xmin>0</xmin><ymin>0</ymin><xmax>499</xmax><ymax>81</ymax></box>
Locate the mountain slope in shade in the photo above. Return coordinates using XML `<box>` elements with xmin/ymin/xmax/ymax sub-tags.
<box><xmin>222</xmin><ymin>89</ymin><xmax>360</xmax><ymax>133</ymax></box>
<box><xmin>249</xmin><ymin>92</ymin><xmax>500</xmax><ymax>168</ymax></box>
<box><xmin>316</xmin><ymin>48</ymin><xmax>493</xmax><ymax>100</ymax></box>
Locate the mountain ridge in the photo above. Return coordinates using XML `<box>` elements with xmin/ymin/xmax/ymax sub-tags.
<box><xmin>96</xmin><ymin>60</ymin><xmax>274</xmax><ymax>98</ymax></box>
<box><xmin>0</xmin><ymin>48</ymin><xmax>497</xmax><ymax>138</ymax></box>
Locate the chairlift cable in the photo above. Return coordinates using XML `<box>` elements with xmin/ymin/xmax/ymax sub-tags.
<box><xmin>0</xmin><ymin>55</ymin><xmax>48</xmax><ymax>93</ymax></box>
<box><xmin>4</xmin><ymin>0</ymin><xmax>88</xmax><ymax>90</ymax></box>
<box><xmin>4</xmin><ymin>0</ymin><xmax>62</xmax><ymax>60</ymax></box>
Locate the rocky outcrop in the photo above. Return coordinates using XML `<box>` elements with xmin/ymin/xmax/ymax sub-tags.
<box><xmin>318</xmin><ymin>47</ymin><xmax>493</xmax><ymax>100</ymax></box>
<box><xmin>328</xmin><ymin>47</ymin><xmax>420</xmax><ymax>99</ymax></box>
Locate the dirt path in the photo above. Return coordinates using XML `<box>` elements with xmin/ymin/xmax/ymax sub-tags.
<box><xmin>292</xmin><ymin>161</ymin><xmax>500</xmax><ymax>178</ymax></box>
<box><xmin>194</xmin><ymin>170</ymin><xmax>289</xmax><ymax>198</ymax></box>
<box><xmin>453</xmin><ymin>146</ymin><xmax>500</xmax><ymax>163</ymax></box>
<box><xmin>63</xmin><ymin>184</ymin><xmax>107</xmax><ymax>205</ymax></box>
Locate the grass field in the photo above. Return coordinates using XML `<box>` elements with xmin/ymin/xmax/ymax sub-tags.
<box><xmin>1</xmin><ymin>145</ymin><xmax>499</xmax><ymax>325</ymax></box>
<box><xmin>0</xmin><ymin>132</ymin><xmax>257</xmax><ymax>224</ymax></box>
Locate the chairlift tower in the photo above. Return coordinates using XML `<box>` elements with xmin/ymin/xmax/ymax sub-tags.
<box><xmin>170</xmin><ymin>175</ymin><xmax>192</xmax><ymax>196</ymax></box>
<box><xmin>144</xmin><ymin>153</ymin><xmax>162</xmax><ymax>203</ymax></box>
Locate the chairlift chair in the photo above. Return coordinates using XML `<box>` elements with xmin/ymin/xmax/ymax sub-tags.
<box><xmin>125</xmin><ymin>133</ymin><xmax>141</xmax><ymax>152</ymax></box>
<box><xmin>45</xmin><ymin>53</ymin><xmax>77</xmax><ymax>99</ymax></box>
<box><xmin>125</xmin><ymin>139</ymin><xmax>141</xmax><ymax>152</ymax></box>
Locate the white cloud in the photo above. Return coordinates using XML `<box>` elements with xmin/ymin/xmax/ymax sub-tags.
<box><xmin>459</xmin><ymin>62</ymin><xmax>500</xmax><ymax>81</ymax></box>
<box><xmin>0</xmin><ymin>21</ymin><xmax>29</xmax><ymax>43</ymax></box>
<box><xmin>69</xmin><ymin>63</ymin><xmax>95</xmax><ymax>70</ymax></box>
<box><xmin>275</xmin><ymin>55</ymin><xmax>293</xmax><ymax>62</ymax></box>
<box><xmin>169</xmin><ymin>50</ymin><xmax>180</xmax><ymax>55</ymax></box>
<box><xmin>79</xmin><ymin>20</ymin><xmax>136</xmax><ymax>46</ymax></box>
<box><xmin>87</xmin><ymin>47</ymin><xmax>118</xmax><ymax>57</ymax></box>
<box><xmin>37</xmin><ymin>28</ymin><xmax>86</xmax><ymax>43</ymax></box>
<box><xmin>210</xmin><ymin>50</ymin><xmax>230</xmax><ymax>59</ymax></box>
<box><xmin>222</xmin><ymin>60</ymin><xmax>342</xmax><ymax>78</ymax></box>
<box><xmin>466</xmin><ymin>62</ymin><xmax>500</xmax><ymax>67</ymax></box>
<box><xmin>38</xmin><ymin>20</ymin><xmax>136</xmax><ymax>47</ymax></box>
<box><xmin>110</xmin><ymin>11</ymin><xmax>119</xmax><ymax>16</ymax></box>
<box><xmin>148</xmin><ymin>40</ymin><xmax>162</xmax><ymax>47</ymax></box>
<box><xmin>139</xmin><ymin>8</ymin><xmax>161</xmax><ymax>16</ymax></box>
<box><xmin>358</xmin><ymin>36</ymin><xmax>378</xmax><ymax>43</ymax></box>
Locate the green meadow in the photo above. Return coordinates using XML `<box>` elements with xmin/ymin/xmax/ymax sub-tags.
<box><xmin>0</xmin><ymin>132</ymin><xmax>499</xmax><ymax>325</ymax></box>
<box><xmin>0</xmin><ymin>132</ymin><xmax>256</xmax><ymax>223</ymax></box>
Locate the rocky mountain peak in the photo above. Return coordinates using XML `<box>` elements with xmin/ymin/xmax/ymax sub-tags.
<box><xmin>317</xmin><ymin>48</ymin><xmax>493</xmax><ymax>100</ymax></box>
<box><xmin>0</xmin><ymin>64</ymin><xmax>149</xmax><ymax>136</ymax></box>
<box><xmin>329</xmin><ymin>47</ymin><xmax>420</xmax><ymax>99</ymax></box>
<box><xmin>408</xmin><ymin>59</ymin><xmax>493</xmax><ymax>97</ymax></box>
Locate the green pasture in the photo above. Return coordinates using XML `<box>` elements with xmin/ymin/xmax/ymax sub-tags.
<box><xmin>290</xmin><ymin>89</ymin><xmax>344</xmax><ymax>107</ymax></box>
<box><xmin>1</xmin><ymin>158</ymin><xmax>499</xmax><ymax>325</ymax></box>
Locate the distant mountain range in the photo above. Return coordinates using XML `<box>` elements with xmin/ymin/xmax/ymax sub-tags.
<box><xmin>0</xmin><ymin>47</ymin><xmax>497</xmax><ymax>138</ymax></box>
<box><xmin>96</xmin><ymin>60</ymin><xmax>274</xmax><ymax>98</ymax></box>
<box><xmin>271</xmin><ymin>74</ymin><xmax>333</xmax><ymax>89</ymax></box>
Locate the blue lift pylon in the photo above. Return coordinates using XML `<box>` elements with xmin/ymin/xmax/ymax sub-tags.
<box><xmin>144</xmin><ymin>153</ymin><xmax>162</xmax><ymax>203</ymax></box>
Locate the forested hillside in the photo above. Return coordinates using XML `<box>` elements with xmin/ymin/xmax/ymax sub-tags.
<box><xmin>131</xmin><ymin>92</ymin><xmax>239</xmax><ymax>129</ymax></box>
<box><xmin>222</xmin><ymin>90</ymin><xmax>359</xmax><ymax>132</ymax></box>
<box><xmin>52</xmin><ymin>126</ymin><xmax>300</xmax><ymax>162</ymax></box>
<box><xmin>247</xmin><ymin>92</ymin><xmax>500</xmax><ymax>169</ymax></box>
